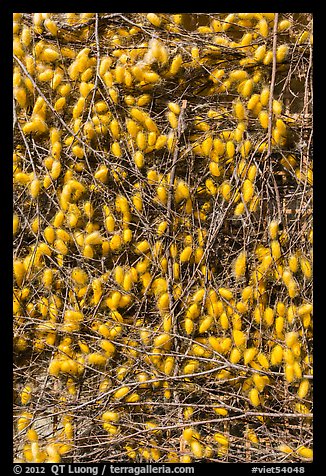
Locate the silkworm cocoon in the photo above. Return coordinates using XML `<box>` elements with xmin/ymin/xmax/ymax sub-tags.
<box><xmin>132</xmin><ymin>192</ymin><xmax>143</xmax><ymax>212</ymax></box>
<box><xmin>229</xmin><ymin>69</ymin><xmax>248</xmax><ymax>82</ymax></box>
<box><xmin>278</xmin><ymin>19</ymin><xmax>291</xmax><ymax>31</ymax></box>
<box><xmin>247</xmin><ymin>94</ymin><xmax>260</xmax><ymax>110</ymax></box>
<box><xmin>298</xmin><ymin>31</ymin><xmax>310</xmax><ymax>44</ymax></box>
<box><xmin>169</xmin><ymin>54</ymin><xmax>182</xmax><ymax>75</ymax></box>
<box><xmin>109</xmin><ymin>118</ymin><xmax>120</xmax><ymax>140</ymax></box>
<box><xmin>125</xmin><ymin>118</ymin><xmax>140</xmax><ymax>140</ymax></box>
<box><xmin>285</xmin><ymin>331</ymin><xmax>298</xmax><ymax>348</ymax></box>
<box><xmin>202</xmin><ymin>136</ymin><xmax>213</xmax><ymax>156</ymax></box>
<box><xmin>108</xmin><ymin>87</ymin><xmax>119</xmax><ymax>103</ymax></box>
<box><xmin>17</xmin><ymin>412</ymin><xmax>33</xmax><ymax>432</ymax></box>
<box><xmin>143</xmin><ymin>71</ymin><xmax>160</xmax><ymax>83</ymax></box>
<box><xmin>226</xmin><ymin>141</ymin><xmax>235</xmax><ymax>159</ymax></box>
<box><xmin>21</xmin><ymin>385</ymin><xmax>32</xmax><ymax>405</ymax></box>
<box><xmin>54</xmin><ymin>97</ymin><xmax>66</xmax><ymax>112</ymax></box>
<box><xmin>240</xmin><ymin>79</ymin><xmax>254</xmax><ymax>98</ymax></box>
<box><xmin>234</xmin><ymin>100</ymin><xmax>246</xmax><ymax>120</ymax></box>
<box><xmin>157</xmin><ymin>221</ymin><xmax>168</xmax><ymax>236</ymax></box>
<box><xmin>257</xmin><ymin>353</ymin><xmax>269</xmax><ymax>369</ymax></box>
<box><xmin>147</xmin><ymin>13</ymin><xmax>161</xmax><ymax>27</ymax></box>
<box><xmin>88</xmin><ymin>353</ymin><xmax>107</xmax><ymax>367</ymax></box>
<box><xmin>98</xmin><ymin>56</ymin><xmax>112</xmax><ymax>77</ymax></box>
<box><xmin>287</xmin><ymin>278</ymin><xmax>298</xmax><ymax>298</ymax></box>
<box><xmin>220</xmin><ymin>337</ymin><xmax>231</xmax><ymax>354</ymax></box>
<box><xmin>260</xmin><ymin>87</ymin><xmax>270</xmax><ymax>107</ymax></box>
<box><xmin>249</xmin><ymin>195</ymin><xmax>260</xmax><ymax>212</ymax></box>
<box><xmin>262</xmin><ymin>307</ymin><xmax>273</xmax><ymax>327</ymax></box>
<box><xmin>167</xmin><ymin>110</ymin><xmax>178</xmax><ymax>129</ymax></box>
<box><xmin>268</xmin><ymin>220</ymin><xmax>279</xmax><ymax>240</ymax></box>
<box><xmin>185</xmin><ymin>303</ymin><xmax>200</xmax><ymax>321</ymax></box>
<box><xmin>182</xmin><ymin>427</ymin><xmax>195</xmax><ymax>442</ymax></box>
<box><xmin>297</xmin><ymin>446</ymin><xmax>313</xmax><ymax>460</ymax></box>
<box><xmin>23</xmin><ymin>115</ymin><xmax>48</xmax><ymax>134</ymax></box>
<box><xmin>219</xmin><ymin>287</ymin><xmax>233</xmax><ymax>300</ymax></box>
<box><xmin>217</xmin><ymin>311</ymin><xmax>228</xmax><ymax>330</ymax></box>
<box><xmin>244</xmin><ymin>347</ymin><xmax>257</xmax><ymax>365</ymax></box>
<box><xmin>79</xmin><ymin>81</ymin><xmax>94</xmax><ymax>98</ymax></box>
<box><xmin>44</xmin><ymin>19</ymin><xmax>57</xmax><ymax>36</ymax></box>
<box><xmin>111</xmin><ymin>141</ymin><xmax>122</xmax><ymax>158</ymax></box>
<box><xmin>83</xmin><ymin>244</ymin><xmax>93</xmax><ymax>259</ymax></box>
<box><xmin>121</xmin><ymin>271</ymin><xmax>132</xmax><ymax>292</ymax></box>
<box><xmin>153</xmin><ymin>134</ymin><xmax>167</xmax><ymax>152</ymax></box>
<box><xmin>51</xmin><ymin>141</ymin><xmax>62</xmax><ymax>160</ymax></box>
<box><xmin>71</xmin><ymin>144</ymin><xmax>84</xmax><ymax>159</ymax></box>
<box><xmin>270</xmin><ymin>344</ymin><xmax>283</xmax><ymax>366</ymax></box>
<box><xmin>135</xmin><ymin>131</ymin><xmax>146</xmax><ymax>151</ymax></box>
<box><xmin>214</xmin><ymin>433</ymin><xmax>229</xmax><ymax>446</ymax></box>
<box><xmin>192</xmin><ymin>288</ymin><xmax>205</xmax><ymax>303</ymax></box>
<box><xmin>233</xmin><ymin>251</ymin><xmax>247</xmax><ymax>278</ymax></box>
<box><xmin>112</xmin><ymin>267</ymin><xmax>124</xmax><ymax>288</ymax></box>
<box><xmin>26</xmin><ymin>428</ymin><xmax>38</xmax><ymax>442</ymax></box>
<box><xmin>38</xmin><ymin>68</ymin><xmax>55</xmax><ymax>82</ymax></box>
<box><xmin>209</xmin><ymin>162</ymin><xmax>220</xmax><ymax>177</ymax></box>
<box><xmin>180</xmin><ymin>246</ymin><xmax>192</xmax><ymax>263</ymax></box>
<box><xmin>190</xmin><ymin>440</ymin><xmax>203</xmax><ymax>459</ymax></box>
<box><xmin>297</xmin><ymin>379</ymin><xmax>310</xmax><ymax>399</ymax></box>
<box><xmin>285</xmin><ymin>363</ymin><xmax>295</xmax><ymax>383</ymax></box>
<box><xmin>183</xmin><ymin>359</ymin><xmax>199</xmax><ymax>375</ymax></box>
<box><xmin>84</xmin><ymin>231</ymin><xmax>101</xmax><ymax>246</ymax></box>
<box><xmin>241</xmin><ymin>286</ymin><xmax>253</xmax><ymax>302</ymax></box>
<box><xmin>109</xmin><ymin>234</ymin><xmax>122</xmax><ymax>251</ymax></box>
<box><xmin>198</xmin><ymin>315</ymin><xmax>213</xmax><ymax>334</ymax></box>
<box><xmin>287</xmin><ymin>254</ymin><xmax>298</xmax><ymax>273</ymax></box>
<box><xmin>220</xmin><ymin>181</ymin><xmax>231</xmax><ymax>201</ymax></box>
<box><xmin>247</xmin><ymin>164</ymin><xmax>257</xmax><ymax>182</ymax></box>
<box><xmin>184</xmin><ymin>318</ymin><xmax>194</xmax><ymax>335</ymax></box>
<box><xmin>259</xmin><ymin>110</ymin><xmax>269</xmax><ymax>129</ymax></box>
<box><xmin>134</xmin><ymin>240</ymin><xmax>149</xmax><ymax>255</ymax></box>
<box><xmin>100</xmin><ymin>340</ymin><xmax>116</xmax><ymax>357</ymax></box>
<box><xmin>275</xmin><ymin>315</ymin><xmax>285</xmax><ymax>334</ymax></box>
<box><xmin>257</xmin><ymin>18</ymin><xmax>269</xmax><ymax>37</ymax></box>
<box><xmin>229</xmin><ymin>347</ymin><xmax>241</xmax><ymax>364</ymax></box>
<box><xmin>162</xmin><ymin>313</ymin><xmax>172</xmax><ymax>333</ymax></box>
<box><xmin>145</xmin><ymin>131</ymin><xmax>156</xmax><ymax>148</ymax></box>
<box><xmin>233</xmin><ymin>330</ymin><xmax>246</xmax><ymax>348</ymax></box>
<box><xmin>115</xmin><ymin>64</ymin><xmax>125</xmax><ymax>84</ymax></box>
<box><xmin>271</xmin><ymin>240</ymin><xmax>282</xmax><ymax>261</ymax></box>
<box><xmin>102</xmin><ymin>411</ymin><xmax>119</xmax><ymax>423</ymax></box>
<box><xmin>14</xmin><ymin>86</ymin><xmax>27</xmax><ymax>108</ymax></box>
<box><xmin>276</xmin><ymin>118</ymin><xmax>287</xmax><ymax>136</ymax></box>
<box><xmin>276</xmin><ymin>44</ymin><xmax>288</xmax><ymax>62</ymax></box>
<box><xmin>293</xmin><ymin>361</ymin><xmax>302</xmax><ymax>379</ymax></box>
<box><xmin>300</xmin><ymin>256</ymin><xmax>312</xmax><ymax>279</ymax></box>
<box><xmin>297</xmin><ymin>303</ymin><xmax>313</xmax><ymax>316</ymax></box>
<box><xmin>254</xmin><ymin>44</ymin><xmax>266</xmax><ymax>62</ymax></box>
<box><xmin>131</xmin><ymin>150</ymin><xmax>144</xmax><ymax>169</ymax></box>
<box><xmin>242</xmin><ymin>179</ymin><xmax>254</xmax><ymax>203</ymax></box>
<box><xmin>154</xmin><ymin>333</ymin><xmax>171</xmax><ymax>349</ymax></box>
<box><xmin>203</xmin><ymin>179</ymin><xmax>216</xmax><ymax>199</ymax></box>
<box><xmin>113</xmin><ymin>386</ymin><xmax>131</xmax><ymax>401</ymax></box>
<box><xmin>274</xmin><ymin>302</ymin><xmax>285</xmax><ymax>318</ymax></box>
<box><xmin>14</xmin><ymin>260</ymin><xmax>26</xmax><ymax>286</ymax></box>
<box><xmin>248</xmin><ymin>387</ymin><xmax>260</xmax><ymax>407</ymax></box>
<box><xmin>42</xmin><ymin>268</ymin><xmax>53</xmax><ymax>288</ymax></box>
<box><xmin>273</xmin><ymin>100</ymin><xmax>283</xmax><ymax>115</ymax></box>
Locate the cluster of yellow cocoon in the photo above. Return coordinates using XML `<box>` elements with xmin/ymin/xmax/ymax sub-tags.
<box><xmin>13</xmin><ymin>12</ymin><xmax>312</xmax><ymax>464</ymax></box>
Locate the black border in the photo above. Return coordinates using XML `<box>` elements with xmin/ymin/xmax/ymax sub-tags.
<box><xmin>3</xmin><ymin>4</ymin><xmax>320</xmax><ymax>474</ymax></box>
